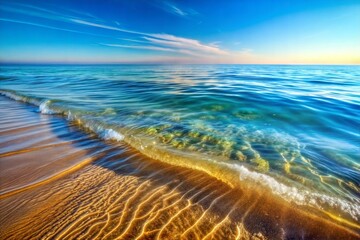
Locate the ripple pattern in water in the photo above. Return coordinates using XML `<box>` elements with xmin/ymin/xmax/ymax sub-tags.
<box><xmin>0</xmin><ymin>96</ymin><xmax>358</xmax><ymax>239</ymax></box>
<box><xmin>0</xmin><ymin>64</ymin><xmax>359</xmax><ymax>227</ymax></box>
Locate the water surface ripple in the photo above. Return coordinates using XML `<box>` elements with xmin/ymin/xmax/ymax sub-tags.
<box><xmin>1</xmin><ymin>64</ymin><xmax>359</xmax><ymax>227</ymax></box>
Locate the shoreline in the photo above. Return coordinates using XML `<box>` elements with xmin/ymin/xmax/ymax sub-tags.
<box><xmin>2</xmin><ymin>89</ymin><xmax>359</xmax><ymax>227</ymax></box>
<box><xmin>0</xmin><ymin>95</ymin><xmax>359</xmax><ymax>239</ymax></box>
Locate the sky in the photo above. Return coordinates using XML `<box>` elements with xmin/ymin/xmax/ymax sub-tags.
<box><xmin>0</xmin><ymin>0</ymin><xmax>359</xmax><ymax>64</ymax></box>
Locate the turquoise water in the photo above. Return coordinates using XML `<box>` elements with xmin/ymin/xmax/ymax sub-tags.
<box><xmin>1</xmin><ymin>64</ymin><xmax>359</xmax><ymax>225</ymax></box>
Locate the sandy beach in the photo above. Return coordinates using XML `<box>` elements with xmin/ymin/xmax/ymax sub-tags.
<box><xmin>0</xmin><ymin>96</ymin><xmax>359</xmax><ymax>239</ymax></box>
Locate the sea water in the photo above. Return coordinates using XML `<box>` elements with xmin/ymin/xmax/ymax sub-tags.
<box><xmin>1</xmin><ymin>64</ymin><xmax>359</xmax><ymax>225</ymax></box>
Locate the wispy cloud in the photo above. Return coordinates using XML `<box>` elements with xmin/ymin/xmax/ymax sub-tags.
<box><xmin>70</xmin><ymin>19</ymin><xmax>227</xmax><ymax>56</ymax></box>
<box><xmin>143</xmin><ymin>35</ymin><xmax>227</xmax><ymax>55</ymax></box>
<box><xmin>100</xmin><ymin>43</ymin><xmax>176</xmax><ymax>52</ymax></box>
<box><xmin>69</xmin><ymin>19</ymin><xmax>145</xmax><ymax>35</ymax></box>
<box><xmin>0</xmin><ymin>2</ymin><xmax>229</xmax><ymax>60</ymax></box>
<box><xmin>0</xmin><ymin>17</ymin><xmax>90</xmax><ymax>35</ymax></box>
<box><xmin>160</xmin><ymin>1</ymin><xmax>198</xmax><ymax>18</ymax></box>
<box><xmin>118</xmin><ymin>38</ymin><xmax>148</xmax><ymax>44</ymax></box>
<box><xmin>0</xmin><ymin>5</ymin><xmax>67</xmax><ymax>22</ymax></box>
<box><xmin>6</xmin><ymin>2</ymin><xmax>100</xmax><ymax>22</ymax></box>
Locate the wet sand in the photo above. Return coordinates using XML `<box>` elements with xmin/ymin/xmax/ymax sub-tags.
<box><xmin>0</xmin><ymin>96</ymin><xmax>359</xmax><ymax>240</ymax></box>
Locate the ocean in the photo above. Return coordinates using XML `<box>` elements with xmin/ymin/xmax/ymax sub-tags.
<box><xmin>1</xmin><ymin>64</ymin><xmax>359</xmax><ymax>237</ymax></box>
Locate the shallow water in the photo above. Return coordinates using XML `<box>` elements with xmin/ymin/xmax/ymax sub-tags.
<box><xmin>1</xmin><ymin>64</ymin><xmax>359</xmax><ymax>228</ymax></box>
<box><xmin>0</xmin><ymin>96</ymin><xmax>358</xmax><ymax>239</ymax></box>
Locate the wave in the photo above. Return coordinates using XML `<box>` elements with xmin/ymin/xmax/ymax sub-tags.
<box><xmin>66</xmin><ymin>111</ymin><xmax>125</xmax><ymax>142</ymax></box>
<box><xmin>39</xmin><ymin>100</ymin><xmax>55</xmax><ymax>114</ymax></box>
<box><xmin>1</xmin><ymin>90</ymin><xmax>125</xmax><ymax>142</ymax></box>
<box><xmin>1</xmin><ymin>89</ymin><xmax>359</xmax><ymax>227</ymax></box>
<box><xmin>228</xmin><ymin>163</ymin><xmax>360</xmax><ymax>225</ymax></box>
<box><xmin>0</xmin><ymin>89</ymin><xmax>42</xmax><ymax>106</ymax></box>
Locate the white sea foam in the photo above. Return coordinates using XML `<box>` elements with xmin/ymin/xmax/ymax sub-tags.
<box><xmin>39</xmin><ymin>100</ymin><xmax>55</xmax><ymax>114</ymax></box>
<box><xmin>67</xmin><ymin>110</ymin><xmax>74</xmax><ymax>121</ymax></box>
<box><xmin>1</xmin><ymin>90</ymin><xmax>57</xmax><ymax>115</ymax></box>
<box><xmin>0</xmin><ymin>90</ymin><xmax>40</xmax><ymax>105</ymax></box>
<box><xmin>100</xmin><ymin>128</ymin><xmax>125</xmax><ymax>141</ymax></box>
<box><xmin>1</xmin><ymin>91</ymin><xmax>23</xmax><ymax>101</ymax></box>
<box><xmin>221</xmin><ymin>162</ymin><xmax>360</xmax><ymax>221</ymax></box>
<box><xmin>66</xmin><ymin>111</ymin><xmax>124</xmax><ymax>142</ymax></box>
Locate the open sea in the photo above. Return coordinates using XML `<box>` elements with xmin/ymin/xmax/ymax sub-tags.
<box><xmin>1</xmin><ymin>64</ymin><xmax>359</xmax><ymax>237</ymax></box>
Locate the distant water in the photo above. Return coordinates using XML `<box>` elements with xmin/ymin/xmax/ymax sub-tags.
<box><xmin>1</xmin><ymin>64</ymin><xmax>359</xmax><ymax>226</ymax></box>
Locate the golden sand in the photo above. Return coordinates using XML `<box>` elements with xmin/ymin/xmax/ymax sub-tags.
<box><xmin>0</xmin><ymin>97</ymin><xmax>359</xmax><ymax>240</ymax></box>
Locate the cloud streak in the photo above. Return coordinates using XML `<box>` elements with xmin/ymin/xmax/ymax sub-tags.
<box><xmin>143</xmin><ymin>35</ymin><xmax>227</xmax><ymax>55</ymax></box>
<box><xmin>160</xmin><ymin>1</ymin><xmax>198</xmax><ymax>18</ymax></box>
<box><xmin>0</xmin><ymin>2</ymin><xmax>229</xmax><ymax>60</ymax></box>
<box><xmin>0</xmin><ymin>18</ymin><xmax>90</xmax><ymax>35</ymax></box>
<box><xmin>69</xmin><ymin>19</ymin><xmax>145</xmax><ymax>35</ymax></box>
<box><xmin>100</xmin><ymin>43</ymin><xmax>176</xmax><ymax>52</ymax></box>
<box><xmin>70</xmin><ymin>19</ymin><xmax>227</xmax><ymax>56</ymax></box>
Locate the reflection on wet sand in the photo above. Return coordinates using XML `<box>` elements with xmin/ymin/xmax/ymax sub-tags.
<box><xmin>0</xmin><ymin>97</ymin><xmax>359</xmax><ymax>239</ymax></box>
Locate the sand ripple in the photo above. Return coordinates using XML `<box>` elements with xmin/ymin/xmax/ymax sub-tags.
<box><xmin>0</xmin><ymin>96</ymin><xmax>359</xmax><ymax>239</ymax></box>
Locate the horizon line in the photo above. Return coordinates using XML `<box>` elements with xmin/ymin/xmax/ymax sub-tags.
<box><xmin>1</xmin><ymin>62</ymin><xmax>359</xmax><ymax>66</ymax></box>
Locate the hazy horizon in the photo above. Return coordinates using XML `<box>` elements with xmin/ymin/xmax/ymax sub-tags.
<box><xmin>1</xmin><ymin>62</ymin><xmax>360</xmax><ymax>66</ymax></box>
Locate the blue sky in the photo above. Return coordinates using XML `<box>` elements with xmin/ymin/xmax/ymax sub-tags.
<box><xmin>0</xmin><ymin>0</ymin><xmax>359</xmax><ymax>64</ymax></box>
